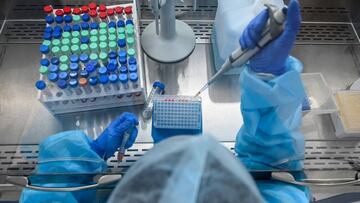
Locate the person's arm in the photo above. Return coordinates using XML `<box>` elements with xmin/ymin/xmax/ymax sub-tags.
<box><xmin>235</xmin><ymin>0</ymin><xmax>311</xmax><ymax>202</ymax></box>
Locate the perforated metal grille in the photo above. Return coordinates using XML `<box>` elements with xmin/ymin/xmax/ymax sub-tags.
<box><xmin>1</xmin><ymin>141</ymin><xmax>359</xmax><ymax>175</ymax></box>
<box><xmin>297</xmin><ymin>23</ymin><xmax>359</xmax><ymax>44</ymax></box>
<box><xmin>0</xmin><ymin>20</ymin><xmax>44</xmax><ymax>43</ymax></box>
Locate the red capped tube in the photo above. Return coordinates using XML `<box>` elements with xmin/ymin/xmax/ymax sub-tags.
<box><xmin>63</xmin><ymin>6</ymin><xmax>72</xmax><ymax>14</ymax></box>
<box><xmin>89</xmin><ymin>2</ymin><xmax>97</xmax><ymax>10</ymax></box>
<box><xmin>115</xmin><ymin>6</ymin><xmax>123</xmax><ymax>14</ymax></box>
<box><xmin>124</xmin><ymin>6</ymin><xmax>132</xmax><ymax>15</ymax></box>
<box><xmin>89</xmin><ymin>10</ymin><xmax>97</xmax><ymax>18</ymax></box>
<box><xmin>81</xmin><ymin>5</ymin><xmax>89</xmax><ymax>13</ymax></box>
<box><xmin>98</xmin><ymin>4</ymin><xmax>107</xmax><ymax>12</ymax></box>
<box><xmin>107</xmin><ymin>8</ymin><xmax>114</xmax><ymax>17</ymax></box>
<box><xmin>43</xmin><ymin>5</ymin><xmax>53</xmax><ymax>14</ymax></box>
<box><xmin>55</xmin><ymin>9</ymin><xmax>64</xmax><ymax>17</ymax></box>
<box><xmin>73</xmin><ymin>7</ymin><xmax>82</xmax><ymax>15</ymax></box>
<box><xmin>99</xmin><ymin>12</ymin><xmax>107</xmax><ymax>20</ymax></box>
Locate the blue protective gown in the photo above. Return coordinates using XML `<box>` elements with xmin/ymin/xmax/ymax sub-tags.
<box><xmin>20</xmin><ymin>57</ymin><xmax>310</xmax><ymax>203</ymax></box>
<box><xmin>19</xmin><ymin>131</ymin><xmax>107</xmax><ymax>203</ymax></box>
<box><xmin>236</xmin><ymin>56</ymin><xmax>311</xmax><ymax>202</ymax></box>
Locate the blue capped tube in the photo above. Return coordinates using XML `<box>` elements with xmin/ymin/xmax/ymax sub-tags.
<box><xmin>40</xmin><ymin>58</ymin><xmax>50</xmax><ymax>67</ymax></box>
<box><xmin>119</xmin><ymin>57</ymin><xmax>127</xmax><ymax>66</ymax></box>
<box><xmin>59</xmin><ymin>72</ymin><xmax>69</xmax><ymax>80</ymax></box>
<box><xmin>142</xmin><ymin>81</ymin><xmax>166</xmax><ymax>119</ymax></box>
<box><xmin>55</xmin><ymin>16</ymin><xmax>64</xmax><ymax>24</ymax></box>
<box><xmin>63</xmin><ymin>25</ymin><xmax>72</xmax><ymax>32</ymax></box>
<box><xmin>99</xmin><ymin>75</ymin><xmax>110</xmax><ymax>92</ymax></box>
<box><xmin>128</xmin><ymin>57</ymin><xmax>137</xmax><ymax>65</ymax></box>
<box><xmin>107</xmin><ymin>62</ymin><xmax>118</xmax><ymax>73</ymax></box>
<box><xmin>108</xmin><ymin>51</ymin><xmax>117</xmax><ymax>59</ymax></box>
<box><xmin>44</xmin><ymin>26</ymin><xmax>53</xmax><ymax>34</ymax></box>
<box><xmin>57</xmin><ymin>79</ymin><xmax>73</xmax><ymax>96</ymax></box>
<box><xmin>119</xmin><ymin>66</ymin><xmax>127</xmax><ymax>74</ymax></box>
<box><xmin>129</xmin><ymin>72</ymin><xmax>139</xmax><ymax>89</ymax></box>
<box><xmin>69</xmin><ymin>79</ymin><xmax>83</xmax><ymax>95</ymax></box>
<box><xmin>79</xmin><ymin>70</ymin><xmax>89</xmax><ymax>78</ymax></box>
<box><xmin>45</xmin><ymin>16</ymin><xmax>55</xmax><ymax>25</ymax></box>
<box><xmin>89</xmin><ymin>77</ymin><xmax>102</xmax><ymax>93</ymax></box>
<box><xmin>98</xmin><ymin>66</ymin><xmax>108</xmax><ymax>76</ymax></box>
<box><xmin>69</xmin><ymin>71</ymin><xmax>78</xmax><ymax>79</ymax></box>
<box><xmin>49</xmin><ymin>64</ymin><xmax>59</xmax><ymax>73</ymax></box>
<box><xmin>51</xmin><ymin>57</ymin><xmax>60</xmax><ymax>65</ymax></box>
<box><xmin>128</xmin><ymin>64</ymin><xmax>137</xmax><ymax>73</ymax></box>
<box><xmin>69</xmin><ymin>63</ymin><xmax>79</xmax><ymax>72</ymax></box>
<box><xmin>70</xmin><ymin>54</ymin><xmax>79</xmax><ymax>63</ymax></box>
<box><xmin>48</xmin><ymin>72</ymin><xmax>58</xmax><ymax>82</ymax></box>
<box><xmin>119</xmin><ymin>73</ymin><xmax>129</xmax><ymax>89</ymax></box>
<box><xmin>86</xmin><ymin>63</ymin><xmax>97</xmax><ymax>77</ymax></box>
<box><xmin>108</xmin><ymin>21</ymin><xmax>116</xmax><ymax>28</ymax></box>
<box><xmin>109</xmin><ymin>73</ymin><xmax>119</xmax><ymax>90</ymax></box>
<box><xmin>64</xmin><ymin>15</ymin><xmax>73</xmax><ymax>24</ymax></box>
<box><xmin>35</xmin><ymin>80</ymin><xmax>53</xmax><ymax>97</ymax></box>
<box><xmin>40</xmin><ymin>45</ymin><xmax>50</xmax><ymax>54</ymax></box>
<box><xmin>82</xmin><ymin>13</ymin><xmax>90</xmax><ymax>22</ymax></box>
<box><xmin>90</xmin><ymin>22</ymin><xmax>99</xmax><ymax>30</ymax></box>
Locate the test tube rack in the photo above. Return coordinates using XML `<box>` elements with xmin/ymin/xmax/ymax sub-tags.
<box><xmin>37</xmin><ymin>2</ymin><xmax>145</xmax><ymax>114</ymax></box>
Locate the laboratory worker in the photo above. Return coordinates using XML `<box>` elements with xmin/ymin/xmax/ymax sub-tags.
<box><xmin>21</xmin><ymin>0</ymin><xmax>310</xmax><ymax>202</ymax></box>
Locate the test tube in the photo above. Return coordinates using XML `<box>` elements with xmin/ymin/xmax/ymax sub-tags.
<box><xmin>43</xmin><ymin>5</ymin><xmax>54</xmax><ymax>16</ymax></box>
<box><xmin>69</xmin><ymin>71</ymin><xmax>78</xmax><ymax>79</ymax></box>
<box><xmin>99</xmin><ymin>75</ymin><xmax>110</xmax><ymax>92</ymax></box>
<box><xmin>90</xmin><ymin>22</ymin><xmax>99</xmax><ymax>30</ymax></box>
<box><xmin>51</xmin><ymin>57</ymin><xmax>60</xmax><ymax>65</ymax></box>
<box><xmin>72</xmin><ymin>7</ymin><xmax>82</xmax><ymax>16</ymax></box>
<box><xmin>107</xmin><ymin>62</ymin><xmax>118</xmax><ymax>73</ymax></box>
<box><xmin>57</xmin><ymin>79</ymin><xmax>73</xmax><ymax>96</ymax></box>
<box><xmin>80</xmin><ymin>53</ymin><xmax>90</xmax><ymax>65</ymax></box>
<box><xmin>99</xmin><ymin>12</ymin><xmax>108</xmax><ymax>23</ymax></box>
<box><xmin>70</xmin><ymin>54</ymin><xmax>79</xmax><ymax>63</ymax></box>
<box><xmin>98</xmin><ymin>66</ymin><xmax>108</xmax><ymax>76</ymax></box>
<box><xmin>69</xmin><ymin>79</ymin><xmax>83</xmax><ymax>95</ymax></box>
<box><xmin>45</xmin><ymin>16</ymin><xmax>55</xmax><ymax>27</ymax></box>
<box><xmin>63</xmin><ymin>25</ymin><xmax>72</xmax><ymax>32</ymax></box>
<box><xmin>35</xmin><ymin>80</ymin><xmax>53</xmax><ymax>97</ymax></box>
<box><xmin>128</xmin><ymin>64</ymin><xmax>137</xmax><ymax>73</ymax></box>
<box><xmin>117</xmin><ymin>39</ymin><xmax>126</xmax><ymax>51</ymax></box>
<box><xmin>119</xmin><ymin>66</ymin><xmax>127</xmax><ymax>74</ymax></box>
<box><xmin>108</xmin><ymin>21</ymin><xmax>116</xmax><ymax>29</ymax></box>
<box><xmin>99</xmin><ymin>52</ymin><xmax>108</xmax><ymax>65</ymax></box>
<box><xmin>79</xmin><ymin>78</ymin><xmax>92</xmax><ymax>94</ymax></box>
<box><xmin>64</xmin><ymin>15</ymin><xmax>72</xmax><ymax>24</ymax></box>
<box><xmin>49</xmin><ymin>64</ymin><xmax>59</xmax><ymax>73</ymax></box>
<box><xmin>109</xmin><ymin>73</ymin><xmax>120</xmax><ymax>90</ymax></box>
<box><xmin>48</xmin><ymin>72</ymin><xmax>58</xmax><ymax>83</ymax></box>
<box><xmin>89</xmin><ymin>2</ymin><xmax>97</xmax><ymax>11</ymax></box>
<box><xmin>124</xmin><ymin>6</ymin><xmax>133</xmax><ymax>20</ymax></box>
<box><xmin>142</xmin><ymin>81</ymin><xmax>165</xmax><ymax>119</ymax></box>
<box><xmin>70</xmin><ymin>63</ymin><xmax>79</xmax><ymax>72</ymax></box>
<box><xmin>128</xmin><ymin>57</ymin><xmax>137</xmax><ymax>65</ymax></box>
<box><xmin>86</xmin><ymin>63</ymin><xmax>97</xmax><ymax>77</ymax></box>
<box><xmin>119</xmin><ymin>57</ymin><xmax>127</xmax><ymax>66</ymax></box>
<box><xmin>108</xmin><ymin>51</ymin><xmax>117</xmax><ymax>60</ymax></box>
<box><xmin>58</xmin><ymin>72</ymin><xmax>69</xmax><ymax>84</ymax></box>
<box><xmin>117</xmin><ymin>20</ymin><xmax>125</xmax><ymax>28</ymax></box>
<box><xmin>82</xmin><ymin>5</ymin><xmax>89</xmax><ymax>13</ymax></box>
<box><xmin>40</xmin><ymin>45</ymin><xmax>50</xmax><ymax>55</ymax></box>
<box><xmin>89</xmin><ymin>77</ymin><xmax>102</xmax><ymax>93</ymax></box>
<box><xmin>82</xmin><ymin>13</ymin><xmax>91</xmax><ymax>22</ymax></box>
<box><xmin>80</xmin><ymin>70</ymin><xmax>89</xmax><ymax>78</ymax></box>
<box><xmin>129</xmin><ymin>73</ymin><xmax>139</xmax><ymax>89</ymax></box>
<box><xmin>89</xmin><ymin>10</ymin><xmax>98</xmax><ymax>22</ymax></box>
<box><xmin>119</xmin><ymin>73</ymin><xmax>129</xmax><ymax>89</ymax></box>
<box><xmin>113</xmin><ymin>6</ymin><xmax>121</xmax><ymax>19</ymax></box>
<box><xmin>63</xmin><ymin>6</ymin><xmax>72</xmax><ymax>15</ymax></box>
<box><xmin>40</xmin><ymin>58</ymin><xmax>50</xmax><ymax>67</ymax></box>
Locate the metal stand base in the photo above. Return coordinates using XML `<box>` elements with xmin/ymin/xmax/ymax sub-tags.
<box><xmin>141</xmin><ymin>20</ymin><xmax>196</xmax><ymax>63</ymax></box>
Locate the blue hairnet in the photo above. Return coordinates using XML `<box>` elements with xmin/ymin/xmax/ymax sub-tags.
<box><xmin>108</xmin><ymin>135</ymin><xmax>264</xmax><ymax>203</ymax></box>
<box><xmin>20</xmin><ymin>131</ymin><xmax>107</xmax><ymax>203</ymax></box>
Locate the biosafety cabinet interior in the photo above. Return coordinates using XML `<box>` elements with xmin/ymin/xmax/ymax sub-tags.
<box><xmin>0</xmin><ymin>0</ymin><xmax>359</xmax><ymax>201</ymax></box>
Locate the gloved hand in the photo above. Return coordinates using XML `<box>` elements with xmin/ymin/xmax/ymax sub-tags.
<box><xmin>239</xmin><ymin>0</ymin><xmax>301</xmax><ymax>75</ymax></box>
<box><xmin>90</xmin><ymin>112</ymin><xmax>139</xmax><ymax>160</ymax></box>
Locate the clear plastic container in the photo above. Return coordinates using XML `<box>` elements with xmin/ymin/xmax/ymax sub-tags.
<box><xmin>331</xmin><ymin>91</ymin><xmax>360</xmax><ymax>138</ymax></box>
<box><xmin>301</xmin><ymin>73</ymin><xmax>338</xmax><ymax>115</ymax></box>
<box><xmin>213</xmin><ymin>0</ymin><xmax>284</xmax><ymax>75</ymax></box>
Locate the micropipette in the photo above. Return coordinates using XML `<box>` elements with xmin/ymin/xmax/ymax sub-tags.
<box><xmin>194</xmin><ymin>4</ymin><xmax>288</xmax><ymax>97</ymax></box>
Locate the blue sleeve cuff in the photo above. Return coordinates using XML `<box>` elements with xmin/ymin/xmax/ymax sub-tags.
<box><xmin>236</xmin><ymin>56</ymin><xmax>306</xmax><ymax>171</ymax></box>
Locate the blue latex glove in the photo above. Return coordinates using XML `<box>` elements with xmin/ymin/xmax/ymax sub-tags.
<box><xmin>91</xmin><ymin>112</ymin><xmax>139</xmax><ymax>160</ymax></box>
<box><xmin>239</xmin><ymin>0</ymin><xmax>301</xmax><ymax>75</ymax></box>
